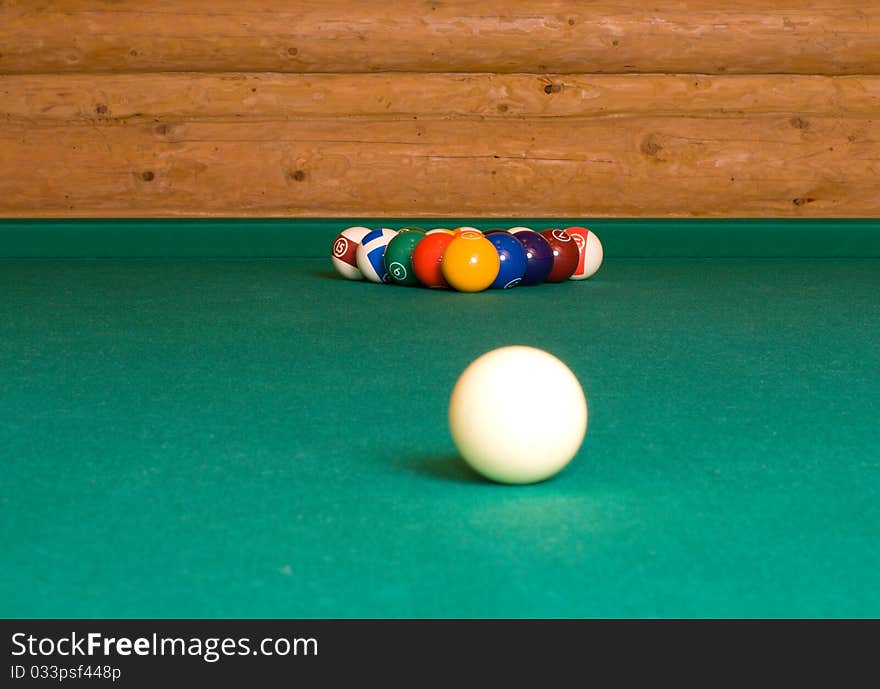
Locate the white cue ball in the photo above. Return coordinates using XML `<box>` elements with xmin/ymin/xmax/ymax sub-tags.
<box><xmin>448</xmin><ymin>346</ymin><xmax>588</xmax><ymax>484</ymax></box>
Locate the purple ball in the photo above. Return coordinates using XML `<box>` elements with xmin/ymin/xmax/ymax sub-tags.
<box><xmin>512</xmin><ymin>231</ymin><xmax>554</xmax><ymax>285</ymax></box>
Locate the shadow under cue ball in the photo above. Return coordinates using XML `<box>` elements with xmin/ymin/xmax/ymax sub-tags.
<box><xmin>448</xmin><ymin>346</ymin><xmax>588</xmax><ymax>484</ymax></box>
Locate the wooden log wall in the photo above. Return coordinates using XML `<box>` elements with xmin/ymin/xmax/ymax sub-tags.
<box><xmin>1</xmin><ymin>1</ymin><xmax>879</xmax><ymax>218</ymax></box>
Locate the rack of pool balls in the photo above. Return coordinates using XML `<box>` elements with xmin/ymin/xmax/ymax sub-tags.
<box><xmin>331</xmin><ymin>226</ymin><xmax>603</xmax><ymax>292</ymax></box>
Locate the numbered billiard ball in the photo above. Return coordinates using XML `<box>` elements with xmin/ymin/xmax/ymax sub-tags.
<box><xmin>412</xmin><ymin>232</ymin><xmax>455</xmax><ymax>288</ymax></box>
<box><xmin>565</xmin><ymin>227</ymin><xmax>604</xmax><ymax>280</ymax></box>
<box><xmin>485</xmin><ymin>232</ymin><xmax>527</xmax><ymax>289</ymax></box>
<box><xmin>356</xmin><ymin>228</ymin><xmax>398</xmax><ymax>283</ymax></box>
<box><xmin>448</xmin><ymin>346</ymin><xmax>588</xmax><ymax>484</ymax></box>
<box><xmin>511</xmin><ymin>231</ymin><xmax>554</xmax><ymax>285</ymax></box>
<box><xmin>540</xmin><ymin>229</ymin><xmax>580</xmax><ymax>282</ymax></box>
<box><xmin>330</xmin><ymin>226</ymin><xmax>371</xmax><ymax>280</ymax></box>
<box><xmin>441</xmin><ymin>231</ymin><xmax>500</xmax><ymax>293</ymax></box>
<box><xmin>384</xmin><ymin>228</ymin><xmax>426</xmax><ymax>286</ymax></box>
<box><xmin>453</xmin><ymin>226</ymin><xmax>481</xmax><ymax>236</ymax></box>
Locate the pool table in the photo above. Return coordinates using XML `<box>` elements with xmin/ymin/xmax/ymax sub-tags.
<box><xmin>2</xmin><ymin>219</ymin><xmax>879</xmax><ymax>619</ymax></box>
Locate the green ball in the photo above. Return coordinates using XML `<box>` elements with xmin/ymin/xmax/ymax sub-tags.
<box><xmin>384</xmin><ymin>229</ymin><xmax>425</xmax><ymax>285</ymax></box>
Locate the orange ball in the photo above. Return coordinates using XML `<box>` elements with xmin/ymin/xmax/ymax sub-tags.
<box><xmin>441</xmin><ymin>233</ymin><xmax>501</xmax><ymax>292</ymax></box>
<box><xmin>413</xmin><ymin>232</ymin><xmax>455</xmax><ymax>288</ymax></box>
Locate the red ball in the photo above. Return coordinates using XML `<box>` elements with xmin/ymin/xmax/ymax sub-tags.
<box><xmin>540</xmin><ymin>229</ymin><xmax>580</xmax><ymax>282</ymax></box>
<box><xmin>412</xmin><ymin>232</ymin><xmax>455</xmax><ymax>288</ymax></box>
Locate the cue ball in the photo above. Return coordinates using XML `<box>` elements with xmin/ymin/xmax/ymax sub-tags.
<box><xmin>448</xmin><ymin>346</ymin><xmax>588</xmax><ymax>484</ymax></box>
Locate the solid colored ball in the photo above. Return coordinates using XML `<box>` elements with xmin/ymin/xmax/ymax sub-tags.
<box><xmin>412</xmin><ymin>232</ymin><xmax>455</xmax><ymax>288</ymax></box>
<box><xmin>565</xmin><ymin>227</ymin><xmax>604</xmax><ymax>280</ymax></box>
<box><xmin>356</xmin><ymin>228</ymin><xmax>398</xmax><ymax>283</ymax></box>
<box><xmin>448</xmin><ymin>346</ymin><xmax>588</xmax><ymax>484</ymax></box>
<box><xmin>540</xmin><ymin>229</ymin><xmax>580</xmax><ymax>282</ymax></box>
<box><xmin>486</xmin><ymin>232</ymin><xmax>528</xmax><ymax>289</ymax></box>
<box><xmin>330</xmin><ymin>226</ymin><xmax>371</xmax><ymax>280</ymax></box>
<box><xmin>453</xmin><ymin>226</ymin><xmax>481</xmax><ymax>237</ymax></box>
<box><xmin>384</xmin><ymin>229</ymin><xmax>426</xmax><ymax>286</ymax></box>
<box><xmin>512</xmin><ymin>231</ymin><xmax>554</xmax><ymax>285</ymax></box>
<box><xmin>441</xmin><ymin>233</ymin><xmax>500</xmax><ymax>293</ymax></box>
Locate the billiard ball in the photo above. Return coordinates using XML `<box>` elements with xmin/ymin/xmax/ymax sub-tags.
<box><xmin>508</xmin><ymin>226</ymin><xmax>536</xmax><ymax>234</ymax></box>
<box><xmin>564</xmin><ymin>227</ymin><xmax>604</xmax><ymax>280</ymax></box>
<box><xmin>540</xmin><ymin>229</ymin><xmax>580</xmax><ymax>282</ymax></box>
<box><xmin>511</xmin><ymin>231</ymin><xmax>554</xmax><ymax>285</ymax></box>
<box><xmin>384</xmin><ymin>228</ymin><xmax>426</xmax><ymax>286</ymax></box>
<box><xmin>485</xmin><ymin>232</ymin><xmax>527</xmax><ymax>289</ymax></box>
<box><xmin>441</xmin><ymin>232</ymin><xmax>500</xmax><ymax>293</ymax></box>
<box><xmin>453</xmin><ymin>226</ymin><xmax>481</xmax><ymax>236</ymax></box>
<box><xmin>426</xmin><ymin>228</ymin><xmax>454</xmax><ymax>236</ymax></box>
<box><xmin>330</xmin><ymin>226</ymin><xmax>371</xmax><ymax>280</ymax></box>
<box><xmin>356</xmin><ymin>228</ymin><xmax>398</xmax><ymax>283</ymax></box>
<box><xmin>412</xmin><ymin>232</ymin><xmax>455</xmax><ymax>288</ymax></box>
<box><xmin>448</xmin><ymin>346</ymin><xmax>588</xmax><ymax>484</ymax></box>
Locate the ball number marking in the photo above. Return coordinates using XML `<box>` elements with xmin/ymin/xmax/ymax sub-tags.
<box><xmin>551</xmin><ymin>229</ymin><xmax>572</xmax><ymax>242</ymax></box>
<box><xmin>332</xmin><ymin>237</ymin><xmax>349</xmax><ymax>258</ymax></box>
<box><xmin>388</xmin><ymin>261</ymin><xmax>407</xmax><ymax>280</ymax></box>
<box><xmin>571</xmin><ymin>233</ymin><xmax>586</xmax><ymax>251</ymax></box>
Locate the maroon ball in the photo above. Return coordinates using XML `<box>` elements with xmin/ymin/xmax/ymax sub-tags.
<box><xmin>540</xmin><ymin>229</ymin><xmax>580</xmax><ymax>282</ymax></box>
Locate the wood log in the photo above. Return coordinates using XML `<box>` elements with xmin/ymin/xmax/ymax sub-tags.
<box><xmin>1</xmin><ymin>1</ymin><xmax>878</xmax><ymax>75</ymax></box>
<box><xmin>5</xmin><ymin>73</ymin><xmax>880</xmax><ymax>121</ymax></box>
<box><xmin>2</xmin><ymin>73</ymin><xmax>878</xmax><ymax>218</ymax></box>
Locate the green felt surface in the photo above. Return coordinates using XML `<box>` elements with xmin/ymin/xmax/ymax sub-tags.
<box><xmin>2</xmin><ymin>256</ymin><xmax>879</xmax><ymax>618</ymax></box>
<box><xmin>2</xmin><ymin>218</ymin><xmax>880</xmax><ymax>258</ymax></box>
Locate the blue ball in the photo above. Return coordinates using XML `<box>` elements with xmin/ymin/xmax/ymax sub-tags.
<box><xmin>486</xmin><ymin>232</ymin><xmax>528</xmax><ymax>289</ymax></box>
<box><xmin>511</xmin><ymin>231</ymin><xmax>554</xmax><ymax>285</ymax></box>
<box><xmin>356</xmin><ymin>228</ymin><xmax>398</xmax><ymax>283</ymax></box>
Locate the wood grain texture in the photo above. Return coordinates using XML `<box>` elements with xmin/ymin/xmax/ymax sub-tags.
<box><xmin>6</xmin><ymin>73</ymin><xmax>880</xmax><ymax>120</ymax></box>
<box><xmin>3</xmin><ymin>73</ymin><xmax>878</xmax><ymax>218</ymax></box>
<box><xmin>1</xmin><ymin>0</ymin><xmax>879</xmax><ymax>75</ymax></box>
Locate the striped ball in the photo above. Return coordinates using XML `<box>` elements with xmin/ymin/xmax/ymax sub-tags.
<box><xmin>330</xmin><ymin>226</ymin><xmax>371</xmax><ymax>280</ymax></box>
<box><xmin>356</xmin><ymin>228</ymin><xmax>399</xmax><ymax>283</ymax></box>
<box><xmin>565</xmin><ymin>227</ymin><xmax>604</xmax><ymax>280</ymax></box>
